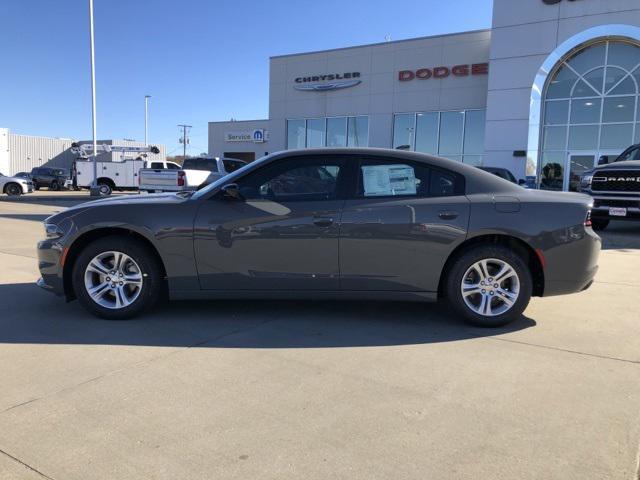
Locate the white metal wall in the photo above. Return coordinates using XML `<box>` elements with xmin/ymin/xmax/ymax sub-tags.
<box><xmin>8</xmin><ymin>133</ymin><xmax>75</xmax><ymax>175</ymax></box>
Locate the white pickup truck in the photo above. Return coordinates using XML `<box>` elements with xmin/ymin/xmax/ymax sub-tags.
<box><xmin>138</xmin><ymin>157</ymin><xmax>247</xmax><ymax>192</ymax></box>
<box><xmin>74</xmin><ymin>158</ymin><xmax>181</xmax><ymax>195</ymax></box>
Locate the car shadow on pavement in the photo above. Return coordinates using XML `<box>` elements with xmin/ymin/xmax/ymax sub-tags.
<box><xmin>0</xmin><ymin>283</ymin><xmax>536</xmax><ymax>349</ymax></box>
<box><xmin>600</xmin><ymin>221</ymin><xmax>640</xmax><ymax>251</ymax></box>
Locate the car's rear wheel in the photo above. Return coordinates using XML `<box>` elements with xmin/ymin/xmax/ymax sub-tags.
<box><xmin>445</xmin><ymin>245</ymin><xmax>532</xmax><ymax>327</ymax></box>
<box><xmin>591</xmin><ymin>218</ymin><xmax>609</xmax><ymax>231</ymax></box>
<box><xmin>98</xmin><ymin>182</ymin><xmax>112</xmax><ymax>196</ymax></box>
<box><xmin>72</xmin><ymin>236</ymin><xmax>163</xmax><ymax>320</ymax></box>
<box><xmin>50</xmin><ymin>180</ymin><xmax>60</xmax><ymax>191</ymax></box>
<box><xmin>4</xmin><ymin>183</ymin><xmax>22</xmax><ymax>196</ymax></box>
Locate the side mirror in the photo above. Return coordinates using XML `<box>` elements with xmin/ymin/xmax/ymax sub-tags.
<box><xmin>221</xmin><ymin>183</ymin><xmax>243</xmax><ymax>200</ymax></box>
<box><xmin>598</xmin><ymin>155</ymin><xmax>609</xmax><ymax>165</ymax></box>
<box><xmin>518</xmin><ymin>179</ymin><xmax>526</xmax><ymax>186</ymax></box>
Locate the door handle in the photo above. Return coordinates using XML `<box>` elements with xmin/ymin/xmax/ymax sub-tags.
<box><xmin>313</xmin><ymin>216</ymin><xmax>334</xmax><ymax>227</ymax></box>
<box><xmin>438</xmin><ymin>210</ymin><xmax>459</xmax><ymax>220</ymax></box>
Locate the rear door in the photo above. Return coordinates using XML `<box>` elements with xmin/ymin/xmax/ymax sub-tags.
<box><xmin>339</xmin><ymin>156</ymin><xmax>470</xmax><ymax>292</ymax></box>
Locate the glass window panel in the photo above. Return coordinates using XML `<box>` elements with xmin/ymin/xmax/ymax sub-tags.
<box><xmin>608</xmin><ymin>75</ymin><xmax>636</xmax><ymax>95</ymax></box>
<box><xmin>463</xmin><ymin>110</ymin><xmax>486</xmax><ymax>154</ymax></box>
<box><xmin>540</xmin><ymin>152</ymin><xmax>565</xmax><ymax>191</ymax></box>
<box><xmin>326</xmin><ymin>117</ymin><xmax>347</xmax><ymax>147</ymax></box>
<box><xmin>286</xmin><ymin>119</ymin><xmax>305</xmax><ymax>149</ymax></box>
<box><xmin>636</xmin><ymin>124</ymin><xmax>640</xmax><ymax>143</ymax></box>
<box><xmin>568</xmin><ymin>125</ymin><xmax>599</xmax><ymax>150</ymax></box>
<box><xmin>604</xmin><ymin>66</ymin><xmax>628</xmax><ymax>93</ymax></box>
<box><xmin>600</xmin><ymin>124</ymin><xmax>633</xmax><ymax>150</ymax></box>
<box><xmin>607</xmin><ymin>42</ymin><xmax>640</xmax><ymax>71</ymax></box>
<box><xmin>347</xmin><ymin>116</ymin><xmax>369</xmax><ymax>147</ymax></box>
<box><xmin>567</xmin><ymin>43</ymin><xmax>606</xmax><ymax>75</ymax></box>
<box><xmin>438</xmin><ymin>111</ymin><xmax>464</xmax><ymax>155</ymax></box>
<box><xmin>463</xmin><ymin>155</ymin><xmax>483</xmax><ymax>166</ymax></box>
<box><xmin>582</xmin><ymin>68</ymin><xmax>604</xmax><ymax>94</ymax></box>
<box><xmin>543</xmin><ymin>126</ymin><xmax>567</xmax><ymax>150</ymax></box>
<box><xmin>546</xmin><ymin>66</ymin><xmax>578</xmax><ymax>99</ymax></box>
<box><xmin>603</xmin><ymin>96</ymin><xmax>636</xmax><ymax>123</ymax></box>
<box><xmin>572</xmin><ymin>78</ymin><xmax>599</xmax><ymax>98</ymax></box>
<box><xmin>393</xmin><ymin>114</ymin><xmax>415</xmax><ymax>149</ymax></box>
<box><xmin>306</xmin><ymin>118</ymin><xmax>325</xmax><ymax>147</ymax></box>
<box><xmin>570</xmin><ymin>98</ymin><xmax>601</xmax><ymax>124</ymax></box>
<box><xmin>415</xmin><ymin>112</ymin><xmax>439</xmax><ymax>154</ymax></box>
<box><xmin>545</xmin><ymin>101</ymin><xmax>569</xmax><ymax>125</ymax></box>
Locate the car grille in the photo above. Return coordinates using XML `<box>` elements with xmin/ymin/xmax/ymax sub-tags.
<box><xmin>594</xmin><ymin>199</ymin><xmax>640</xmax><ymax>209</ymax></box>
<box><xmin>591</xmin><ymin>170</ymin><xmax>640</xmax><ymax>192</ymax></box>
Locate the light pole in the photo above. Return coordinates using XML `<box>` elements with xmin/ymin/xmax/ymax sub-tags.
<box><xmin>144</xmin><ymin>95</ymin><xmax>151</xmax><ymax>145</ymax></box>
<box><xmin>88</xmin><ymin>0</ymin><xmax>100</xmax><ymax>196</ymax></box>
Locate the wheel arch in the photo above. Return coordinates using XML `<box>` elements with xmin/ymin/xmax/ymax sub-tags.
<box><xmin>63</xmin><ymin>227</ymin><xmax>167</xmax><ymax>300</ymax></box>
<box><xmin>438</xmin><ymin>233</ymin><xmax>545</xmax><ymax>298</ymax></box>
<box><xmin>96</xmin><ymin>177</ymin><xmax>116</xmax><ymax>188</ymax></box>
<box><xmin>3</xmin><ymin>182</ymin><xmax>21</xmax><ymax>194</ymax></box>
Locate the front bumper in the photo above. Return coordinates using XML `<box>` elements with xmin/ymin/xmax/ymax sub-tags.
<box><xmin>37</xmin><ymin>238</ymin><xmax>65</xmax><ymax>296</ymax></box>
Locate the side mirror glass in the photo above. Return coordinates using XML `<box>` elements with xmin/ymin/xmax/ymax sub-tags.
<box><xmin>221</xmin><ymin>183</ymin><xmax>243</xmax><ymax>200</ymax></box>
<box><xmin>598</xmin><ymin>155</ymin><xmax>609</xmax><ymax>165</ymax></box>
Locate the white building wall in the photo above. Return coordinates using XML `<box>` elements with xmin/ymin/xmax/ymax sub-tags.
<box><xmin>0</xmin><ymin>128</ymin><xmax>9</xmax><ymax>174</ymax></box>
<box><xmin>485</xmin><ymin>0</ymin><xmax>640</xmax><ymax>179</ymax></box>
<box><xmin>208</xmin><ymin>119</ymin><xmax>270</xmax><ymax>160</ymax></box>
<box><xmin>8</xmin><ymin>133</ymin><xmax>75</xmax><ymax>175</ymax></box>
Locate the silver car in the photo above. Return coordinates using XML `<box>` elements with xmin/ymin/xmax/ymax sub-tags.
<box><xmin>0</xmin><ymin>172</ymin><xmax>33</xmax><ymax>196</ymax></box>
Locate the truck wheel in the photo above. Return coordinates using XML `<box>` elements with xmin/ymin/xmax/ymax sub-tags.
<box><xmin>72</xmin><ymin>236</ymin><xmax>164</xmax><ymax>320</ymax></box>
<box><xmin>98</xmin><ymin>182</ymin><xmax>112</xmax><ymax>196</ymax></box>
<box><xmin>445</xmin><ymin>245</ymin><xmax>532</xmax><ymax>328</ymax></box>
<box><xmin>591</xmin><ymin>218</ymin><xmax>609</xmax><ymax>231</ymax></box>
<box><xmin>50</xmin><ymin>180</ymin><xmax>60</xmax><ymax>191</ymax></box>
<box><xmin>4</xmin><ymin>183</ymin><xmax>22</xmax><ymax>196</ymax></box>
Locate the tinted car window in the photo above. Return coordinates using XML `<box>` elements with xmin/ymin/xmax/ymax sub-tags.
<box><xmin>237</xmin><ymin>157</ymin><xmax>344</xmax><ymax>202</ymax></box>
<box><xmin>183</xmin><ymin>158</ymin><xmax>219</xmax><ymax>172</ymax></box>
<box><xmin>356</xmin><ymin>158</ymin><xmax>462</xmax><ymax>198</ymax></box>
<box><xmin>150</xmin><ymin>162</ymin><xmax>164</xmax><ymax>169</ymax></box>
<box><xmin>619</xmin><ymin>146</ymin><xmax>640</xmax><ymax>161</ymax></box>
<box><xmin>166</xmin><ymin>162</ymin><xmax>181</xmax><ymax>170</ymax></box>
<box><xmin>223</xmin><ymin>159</ymin><xmax>246</xmax><ymax>173</ymax></box>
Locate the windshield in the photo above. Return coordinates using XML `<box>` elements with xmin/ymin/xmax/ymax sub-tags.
<box><xmin>191</xmin><ymin>154</ymin><xmax>273</xmax><ymax>200</ymax></box>
<box><xmin>618</xmin><ymin>146</ymin><xmax>640</xmax><ymax>162</ymax></box>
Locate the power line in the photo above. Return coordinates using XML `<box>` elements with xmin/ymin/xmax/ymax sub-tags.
<box><xmin>177</xmin><ymin>124</ymin><xmax>192</xmax><ymax>158</ymax></box>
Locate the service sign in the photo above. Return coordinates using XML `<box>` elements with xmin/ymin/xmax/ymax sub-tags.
<box><xmin>225</xmin><ymin>129</ymin><xmax>268</xmax><ymax>143</ymax></box>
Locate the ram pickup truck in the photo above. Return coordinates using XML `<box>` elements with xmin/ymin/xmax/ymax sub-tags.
<box><xmin>139</xmin><ymin>157</ymin><xmax>246</xmax><ymax>192</ymax></box>
<box><xmin>580</xmin><ymin>143</ymin><xmax>640</xmax><ymax>231</ymax></box>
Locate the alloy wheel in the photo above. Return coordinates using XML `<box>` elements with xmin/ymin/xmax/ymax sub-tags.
<box><xmin>460</xmin><ymin>258</ymin><xmax>520</xmax><ymax>317</ymax></box>
<box><xmin>84</xmin><ymin>251</ymin><xmax>143</xmax><ymax>309</ymax></box>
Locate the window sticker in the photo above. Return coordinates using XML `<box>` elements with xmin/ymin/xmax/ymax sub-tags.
<box><xmin>362</xmin><ymin>164</ymin><xmax>417</xmax><ymax>196</ymax></box>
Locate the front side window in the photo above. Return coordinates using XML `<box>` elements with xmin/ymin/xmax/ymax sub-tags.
<box><xmin>238</xmin><ymin>157</ymin><xmax>344</xmax><ymax>202</ymax></box>
<box><xmin>356</xmin><ymin>158</ymin><xmax>462</xmax><ymax>198</ymax></box>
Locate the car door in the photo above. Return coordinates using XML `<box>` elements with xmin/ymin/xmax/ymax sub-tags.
<box><xmin>193</xmin><ymin>155</ymin><xmax>348</xmax><ymax>291</ymax></box>
<box><xmin>339</xmin><ymin>156</ymin><xmax>470</xmax><ymax>292</ymax></box>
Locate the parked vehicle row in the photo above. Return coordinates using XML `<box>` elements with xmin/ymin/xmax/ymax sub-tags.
<box><xmin>37</xmin><ymin>148</ymin><xmax>600</xmax><ymax>327</ymax></box>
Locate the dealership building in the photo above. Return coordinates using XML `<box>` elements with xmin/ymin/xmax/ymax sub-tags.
<box><xmin>209</xmin><ymin>0</ymin><xmax>640</xmax><ymax>191</ymax></box>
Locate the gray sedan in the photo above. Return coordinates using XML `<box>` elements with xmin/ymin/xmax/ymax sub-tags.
<box><xmin>37</xmin><ymin>148</ymin><xmax>601</xmax><ymax>327</ymax></box>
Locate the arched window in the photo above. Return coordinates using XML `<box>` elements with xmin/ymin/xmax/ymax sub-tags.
<box><xmin>540</xmin><ymin>40</ymin><xmax>640</xmax><ymax>190</ymax></box>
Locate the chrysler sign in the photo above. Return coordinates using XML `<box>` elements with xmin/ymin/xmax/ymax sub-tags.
<box><xmin>294</xmin><ymin>72</ymin><xmax>362</xmax><ymax>91</ymax></box>
<box><xmin>399</xmin><ymin>63</ymin><xmax>489</xmax><ymax>81</ymax></box>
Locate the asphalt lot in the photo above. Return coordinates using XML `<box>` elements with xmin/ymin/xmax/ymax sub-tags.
<box><xmin>0</xmin><ymin>191</ymin><xmax>639</xmax><ymax>480</ymax></box>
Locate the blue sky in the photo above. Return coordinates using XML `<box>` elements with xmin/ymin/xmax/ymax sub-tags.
<box><xmin>0</xmin><ymin>0</ymin><xmax>493</xmax><ymax>156</ymax></box>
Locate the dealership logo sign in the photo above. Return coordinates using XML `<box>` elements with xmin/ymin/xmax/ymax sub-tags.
<box><xmin>225</xmin><ymin>129</ymin><xmax>269</xmax><ymax>143</ymax></box>
<box><xmin>399</xmin><ymin>63</ymin><xmax>489</xmax><ymax>81</ymax></box>
<box><xmin>294</xmin><ymin>72</ymin><xmax>361</xmax><ymax>91</ymax></box>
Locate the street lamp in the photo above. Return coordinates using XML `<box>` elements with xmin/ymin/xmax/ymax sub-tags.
<box><xmin>144</xmin><ymin>95</ymin><xmax>151</xmax><ymax>145</ymax></box>
<box><xmin>88</xmin><ymin>0</ymin><xmax>99</xmax><ymax>196</ymax></box>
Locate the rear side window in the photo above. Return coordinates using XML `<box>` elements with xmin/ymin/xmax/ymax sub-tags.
<box><xmin>150</xmin><ymin>162</ymin><xmax>164</xmax><ymax>169</ymax></box>
<box><xmin>356</xmin><ymin>158</ymin><xmax>463</xmax><ymax>198</ymax></box>
<box><xmin>184</xmin><ymin>158</ymin><xmax>219</xmax><ymax>172</ymax></box>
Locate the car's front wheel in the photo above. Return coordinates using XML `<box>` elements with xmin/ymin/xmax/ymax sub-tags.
<box><xmin>4</xmin><ymin>183</ymin><xmax>22</xmax><ymax>196</ymax></box>
<box><xmin>445</xmin><ymin>245</ymin><xmax>532</xmax><ymax>327</ymax></box>
<box><xmin>72</xmin><ymin>236</ymin><xmax>163</xmax><ymax>319</ymax></box>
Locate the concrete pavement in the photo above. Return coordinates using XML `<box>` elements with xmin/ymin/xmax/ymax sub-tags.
<box><xmin>0</xmin><ymin>195</ymin><xmax>639</xmax><ymax>479</ymax></box>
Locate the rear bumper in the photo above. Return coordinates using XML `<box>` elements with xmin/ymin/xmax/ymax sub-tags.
<box><xmin>37</xmin><ymin>238</ymin><xmax>65</xmax><ymax>296</ymax></box>
<box><xmin>541</xmin><ymin>226</ymin><xmax>601</xmax><ymax>297</ymax></box>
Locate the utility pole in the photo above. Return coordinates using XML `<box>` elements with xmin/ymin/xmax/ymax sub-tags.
<box><xmin>144</xmin><ymin>95</ymin><xmax>151</xmax><ymax>145</ymax></box>
<box><xmin>88</xmin><ymin>0</ymin><xmax>99</xmax><ymax>196</ymax></box>
<box><xmin>178</xmin><ymin>124</ymin><xmax>192</xmax><ymax>159</ymax></box>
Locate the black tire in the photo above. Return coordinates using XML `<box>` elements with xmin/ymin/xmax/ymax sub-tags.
<box><xmin>50</xmin><ymin>180</ymin><xmax>60</xmax><ymax>191</ymax></box>
<box><xmin>97</xmin><ymin>182</ymin><xmax>112</xmax><ymax>196</ymax></box>
<box><xmin>445</xmin><ymin>245</ymin><xmax>532</xmax><ymax>327</ymax></box>
<box><xmin>72</xmin><ymin>236</ymin><xmax>164</xmax><ymax>320</ymax></box>
<box><xmin>33</xmin><ymin>183</ymin><xmax>40</xmax><ymax>190</ymax></box>
<box><xmin>591</xmin><ymin>218</ymin><xmax>609</xmax><ymax>231</ymax></box>
<box><xmin>4</xmin><ymin>183</ymin><xmax>22</xmax><ymax>196</ymax></box>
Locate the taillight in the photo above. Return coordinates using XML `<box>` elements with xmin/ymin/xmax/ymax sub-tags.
<box><xmin>584</xmin><ymin>210</ymin><xmax>592</xmax><ymax>227</ymax></box>
<box><xmin>177</xmin><ymin>171</ymin><xmax>185</xmax><ymax>187</ymax></box>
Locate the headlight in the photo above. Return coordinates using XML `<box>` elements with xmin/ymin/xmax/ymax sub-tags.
<box><xmin>44</xmin><ymin>223</ymin><xmax>64</xmax><ymax>239</ymax></box>
<box><xmin>580</xmin><ymin>175</ymin><xmax>593</xmax><ymax>188</ymax></box>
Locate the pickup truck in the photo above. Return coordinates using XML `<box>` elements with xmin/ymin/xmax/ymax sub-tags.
<box><xmin>580</xmin><ymin>143</ymin><xmax>640</xmax><ymax>231</ymax></box>
<box><xmin>74</xmin><ymin>158</ymin><xmax>181</xmax><ymax>195</ymax></box>
<box><xmin>138</xmin><ymin>157</ymin><xmax>246</xmax><ymax>192</ymax></box>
